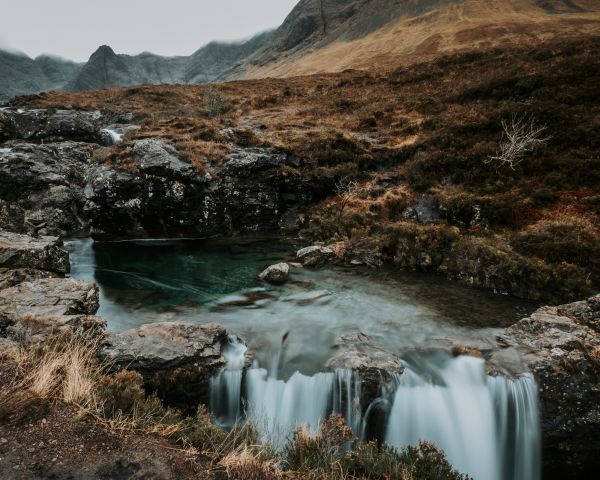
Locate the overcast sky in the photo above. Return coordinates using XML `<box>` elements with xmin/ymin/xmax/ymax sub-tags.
<box><xmin>0</xmin><ymin>0</ymin><xmax>298</xmax><ymax>62</ymax></box>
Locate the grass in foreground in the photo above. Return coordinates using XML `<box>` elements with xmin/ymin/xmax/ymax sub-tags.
<box><xmin>0</xmin><ymin>332</ymin><xmax>470</xmax><ymax>479</ymax></box>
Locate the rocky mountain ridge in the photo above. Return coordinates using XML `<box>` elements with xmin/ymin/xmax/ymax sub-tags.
<box><xmin>2</xmin><ymin>0</ymin><xmax>599</xmax><ymax>100</ymax></box>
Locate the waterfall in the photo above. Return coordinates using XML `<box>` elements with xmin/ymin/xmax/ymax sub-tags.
<box><xmin>209</xmin><ymin>345</ymin><xmax>540</xmax><ymax>479</ymax></box>
<box><xmin>385</xmin><ymin>355</ymin><xmax>540</xmax><ymax>480</ymax></box>
<box><xmin>101</xmin><ymin>128</ymin><xmax>123</xmax><ymax>145</ymax></box>
<box><xmin>210</xmin><ymin>335</ymin><xmax>247</xmax><ymax>428</ymax></box>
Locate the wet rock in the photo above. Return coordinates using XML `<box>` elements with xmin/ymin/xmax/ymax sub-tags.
<box><xmin>0</xmin><ymin>230</ymin><xmax>70</xmax><ymax>274</ymax></box>
<box><xmin>282</xmin><ymin>289</ymin><xmax>331</xmax><ymax>305</ymax></box>
<box><xmin>325</xmin><ymin>332</ymin><xmax>404</xmax><ymax>406</ymax></box>
<box><xmin>131</xmin><ymin>139</ymin><xmax>193</xmax><ymax>178</ymax></box>
<box><xmin>492</xmin><ymin>294</ymin><xmax>600</xmax><ymax>478</ymax></box>
<box><xmin>0</xmin><ymin>142</ymin><xmax>97</xmax><ymax>235</ymax></box>
<box><xmin>259</xmin><ymin>262</ymin><xmax>290</xmax><ymax>285</ymax></box>
<box><xmin>0</xmin><ymin>108</ymin><xmax>103</xmax><ymax>143</ymax></box>
<box><xmin>0</xmin><ymin>278</ymin><xmax>99</xmax><ymax>332</ymax></box>
<box><xmin>296</xmin><ymin>245</ymin><xmax>334</xmax><ymax>267</ymax></box>
<box><xmin>101</xmin><ymin>322</ymin><xmax>234</xmax><ymax>406</ymax></box>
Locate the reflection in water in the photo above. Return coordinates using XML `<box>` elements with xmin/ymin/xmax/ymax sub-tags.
<box><xmin>66</xmin><ymin>237</ymin><xmax>535</xmax><ymax>376</ymax></box>
<box><xmin>67</xmin><ymin>238</ymin><xmax>541</xmax><ymax>479</ymax></box>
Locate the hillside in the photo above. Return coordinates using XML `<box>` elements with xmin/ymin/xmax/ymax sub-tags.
<box><xmin>10</xmin><ymin>35</ymin><xmax>599</xmax><ymax>304</ymax></box>
<box><xmin>0</xmin><ymin>50</ymin><xmax>81</xmax><ymax>100</ymax></box>
<box><xmin>230</xmin><ymin>0</ymin><xmax>600</xmax><ymax>79</ymax></box>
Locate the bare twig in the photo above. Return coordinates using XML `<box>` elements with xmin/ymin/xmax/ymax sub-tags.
<box><xmin>487</xmin><ymin>115</ymin><xmax>550</xmax><ymax>169</ymax></box>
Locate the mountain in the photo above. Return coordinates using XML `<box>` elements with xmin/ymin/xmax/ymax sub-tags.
<box><xmin>2</xmin><ymin>0</ymin><xmax>599</xmax><ymax>100</ymax></box>
<box><xmin>66</xmin><ymin>46</ymin><xmax>189</xmax><ymax>92</ymax></box>
<box><xmin>228</xmin><ymin>0</ymin><xmax>600</xmax><ymax>79</ymax></box>
<box><xmin>185</xmin><ymin>31</ymin><xmax>273</xmax><ymax>83</ymax></box>
<box><xmin>0</xmin><ymin>50</ymin><xmax>81</xmax><ymax>100</ymax></box>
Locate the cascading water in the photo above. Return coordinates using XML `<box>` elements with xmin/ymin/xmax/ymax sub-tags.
<box><xmin>385</xmin><ymin>355</ymin><xmax>540</xmax><ymax>480</ymax></box>
<box><xmin>210</xmin><ymin>335</ymin><xmax>248</xmax><ymax>427</ymax></box>
<box><xmin>210</xmin><ymin>343</ymin><xmax>540</xmax><ymax>479</ymax></box>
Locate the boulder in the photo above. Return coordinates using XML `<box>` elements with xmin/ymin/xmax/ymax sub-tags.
<box><xmin>296</xmin><ymin>245</ymin><xmax>334</xmax><ymax>267</ymax></box>
<box><xmin>492</xmin><ymin>294</ymin><xmax>600</xmax><ymax>478</ymax></box>
<box><xmin>0</xmin><ymin>278</ymin><xmax>99</xmax><ymax>332</ymax></box>
<box><xmin>101</xmin><ymin>322</ymin><xmax>234</xmax><ymax>406</ymax></box>
<box><xmin>131</xmin><ymin>139</ymin><xmax>193</xmax><ymax>178</ymax></box>
<box><xmin>0</xmin><ymin>230</ymin><xmax>70</xmax><ymax>274</ymax></box>
<box><xmin>325</xmin><ymin>332</ymin><xmax>404</xmax><ymax>406</ymax></box>
<box><xmin>259</xmin><ymin>262</ymin><xmax>290</xmax><ymax>285</ymax></box>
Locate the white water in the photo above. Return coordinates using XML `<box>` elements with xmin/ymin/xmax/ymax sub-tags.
<box><xmin>101</xmin><ymin>128</ymin><xmax>123</xmax><ymax>144</ymax></box>
<box><xmin>210</xmin><ymin>342</ymin><xmax>540</xmax><ymax>479</ymax></box>
<box><xmin>385</xmin><ymin>356</ymin><xmax>540</xmax><ymax>480</ymax></box>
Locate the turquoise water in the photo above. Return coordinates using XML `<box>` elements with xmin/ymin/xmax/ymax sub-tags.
<box><xmin>66</xmin><ymin>237</ymin><xmax>535</xmax><ymax>376</ymax></box>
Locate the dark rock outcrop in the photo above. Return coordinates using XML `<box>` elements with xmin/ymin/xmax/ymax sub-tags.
<box><xmin>491</xmin><ymin>294</ymin><xmax>600</xmax><ymax>478</ymax></box>
<box><xmin>0</xmin><ymin>141</ymin><xmax>98</xmax><ymax>235</ymax></box>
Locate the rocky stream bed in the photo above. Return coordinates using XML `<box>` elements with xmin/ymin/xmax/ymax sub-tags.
<box><xmin>0</xmin><ymin>107</ymin><xmax>599</xmax><ymax>479</ymax></box>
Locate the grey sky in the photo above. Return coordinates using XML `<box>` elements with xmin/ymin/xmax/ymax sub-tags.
<box><xmin>0</xmin><ymin>0</ymin><xmax>298</xmax><ymax>62</ymax></box>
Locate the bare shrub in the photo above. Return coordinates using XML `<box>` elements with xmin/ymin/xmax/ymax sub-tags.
<box><xmin>487</xmin><ymin>115</ymin><xmax>550</xmax><ymax>169</ymax></box>
<box><xmin>206</xmin><ymin>88</ymin><xmax>226</xmax><ymax>117</ymax></box>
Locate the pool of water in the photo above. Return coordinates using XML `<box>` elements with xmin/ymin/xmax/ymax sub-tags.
<box><xmin>66</xmin><ymin>237</ymin><xmax>536</xmax><ymax>376</ymax></box>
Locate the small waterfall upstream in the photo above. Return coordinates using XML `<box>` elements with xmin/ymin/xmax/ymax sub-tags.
<box><xmin>210</xmin><ymin>337</ymin><xmax>540</xmax><ymax>479</ymax></box>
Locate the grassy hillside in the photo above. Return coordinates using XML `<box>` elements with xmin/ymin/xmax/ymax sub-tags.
<box><xmin>12</xmin><ymin>35</ymin><xmax>600</xmax><ymax>302</ymax></box>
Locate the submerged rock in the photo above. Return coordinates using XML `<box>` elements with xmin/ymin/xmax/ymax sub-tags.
<box><xmin>492</xmin><ymin>294</ymin><xmax>600</xmax><ymax>478</ymax></box>
<box><xmin>325</xmin><ymin>332</ymin><xmax>404</xmax><ymax>406</ymax></box>
<box><xmin>0</xmin><ymin>230</ymin><xmax>70</xmax><ymax>274</ymax></box>
<box><xmin>296</xmin><ymin>245</ymin><xmax>334</xmax><ymax>267</ymax></box>
<box><xmin>259</xmin><ymin>262</ymin><xmax>290</xmax><ymax>285</ymax></box>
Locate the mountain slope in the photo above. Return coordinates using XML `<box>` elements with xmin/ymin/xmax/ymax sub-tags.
<box><xmin>185</xmin><ymin>31</ymin><xmax>274</xmax><ymax>83</ymax></box>
<box><xmin>0</xmin><ymin>50</ymin><xmax>81</xmax><ymax>100</ymax></box>
<box><xmin>229</xmin><ymin>0</ymin><xmax>600</xmax><ymax>79</ymax></box>
<box><xmin>66</xmin><ymin>46</ymin><xmax>189</xmax><ymax>92</ymax></box>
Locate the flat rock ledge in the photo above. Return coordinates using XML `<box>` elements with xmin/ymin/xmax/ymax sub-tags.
<box><xmin>0</xmin><ymin>230</ymin><xmax>69</xmax><ymax>274</ymax></box>
<box><xmin>325</xmin><ymin>332</ymin><xmax>404</xmax><ymax>406</ymax></box>
<box><xmin>0</xmin><ymin>277</ymin><xmax>100</xmax><ymax>335</ymax></box>
<box><xmin>101</xmin><ymin>322</ymin><xmax>239</xmax><ymax>406</ymax></box>
<box><xmin>491</xmin><ymin>294</ymin><xmax>600</xmax><ymax>477</ymax></box>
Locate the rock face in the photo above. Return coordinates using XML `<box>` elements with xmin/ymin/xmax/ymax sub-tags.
<box><xmin>0</xmin><ymin>107</ymin><xmax>313</xmax><ymax>239</ymax></box>
<box><xmin>296</xmin><ymin>245</ymin><xmax>334</xmax><ymax>267</ymax></box>
<box><xmin>492</xmin><ymin>294</ymin><xmax>600</xmax><ymax>479</ymax></box>
<box><xmin>84</xmin><ymin>140</ymin><xmax>306</xmax><ymax>239</ymax></box>
<box><xmin>325</xmin><ymin>332</ymin><xmax>404</xmax><ymax>406</ymax></box>
<box><xmin>0</xmin><ymin>278</ymin><xmax>100</xmax><ymax>332</ymax></box>
<box><xmin>0</xmin><ymin>231</ymin><xmax>69</xmax><ymax>274</ymax></box>
<box><xmin>259</xmin><ymin>263</ymin><xmax>290</xmax><ymax>285</ymax></box>
<box><xmin>101</xmin><ymin>322</ymin><xmax>233</xmax><ymax>405</ymax></box>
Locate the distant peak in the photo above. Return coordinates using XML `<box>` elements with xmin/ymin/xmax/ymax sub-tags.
<box><xmin>92</xmin><ymin>45</ymin><xmax>116</xmax><ymax>57</ymax></box>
